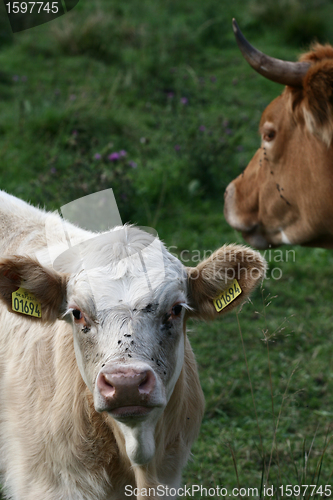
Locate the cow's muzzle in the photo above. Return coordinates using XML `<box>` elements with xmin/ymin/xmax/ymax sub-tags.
<box><xmin>96</xmin><ymin>365</ymin><xmax>160</xmax><ymax>418</ymax></box>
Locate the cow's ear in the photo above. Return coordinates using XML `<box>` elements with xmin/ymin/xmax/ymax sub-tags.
<box><xmin>186</xmin><ymin>245</ymin><xmax>266</xmax><ymax>320</ymax></box>
<box><xmin>0</xmin><ymin>256</ymin><xmax>68</xmax><ymax>322</ymax></box>
<box><xmin>301</xmin><ymin>59</ymin><xmax>333</xmax><ymax>146</ymax></box>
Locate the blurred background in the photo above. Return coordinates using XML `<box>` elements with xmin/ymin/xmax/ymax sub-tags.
<box><xmin>1</xmin><ymin>0</ymin><xmax>333</xmax><ymax>497</ymax></box>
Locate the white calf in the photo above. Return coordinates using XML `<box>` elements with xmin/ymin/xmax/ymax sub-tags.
<box><xmin>0</xmin><ymin>191</ymin><xmax>266</xmax><ymax>499</ymax></box>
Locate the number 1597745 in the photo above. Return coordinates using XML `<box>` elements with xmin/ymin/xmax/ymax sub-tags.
<box><xmin>5</xmin><ymin>2</ymin><xmax>59</xmax><ymax>14</ymax></box>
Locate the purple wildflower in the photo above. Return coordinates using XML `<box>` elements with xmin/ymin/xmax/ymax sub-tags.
<box><xmin>174</xmin><ymin>145</ymin><xmax>181</xmax><ymax>151</ymax></box>
<box><xmin>72</xmin><ymin>130</ymin><xmax>78</xmax><ymax>136</ymax></box>
<box><xmin>94</xmin><ymin>153</ymin><xmax>102</xmax><ymax>160</ymax></box>
<box><xmin>50</xmin><ymin>167</ymin><xmax>57</xmax><ymax>174</ymax></box>
<box><xmin>199</xmin><ymin>125</ymin><xmax>206</xmax><ymax>132</ymax></box>
<box><xmin>129</xmin><ymin>161</ymin><xmax>137</xmax><ymax>168</ymax></box>
<box><xmin>119</xmin><ymin>150</ymin><xmax>127</xmax><ymax>157</ymax></box>
<box><xmin>12</xmin><ymin>75</ymin><xmax>19</xmax><ymax>82</ymax></box>
<box><xmin>210</xmin><ymin>75</ymin><xmax>217</xmax><ymax>82</ymax></box>
<box><xmin>167</xmin><ymin>92</ymin><xmax>174</xmax><ymax>99</ymax></box>
<box><xmin>108</xmin><ymin>152</ymin><xmax>120</xmax><ymax>161</ymax></box>
<box><xmin>180</xmin><ymin>97</ymin><xmax>188</xmax><ymax>105</ymax></box>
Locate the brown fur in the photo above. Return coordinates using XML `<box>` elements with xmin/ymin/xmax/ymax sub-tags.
<box><xmin>0</xmin><ymin>256</ymin><xmax>68</xmax><ymax>322</ymax></box>
<box><xmin>289</xmin><ymin>46</ymin><xmax>333</xmax><ymax>145</ymax></box>
<box><xmin>187</xmin><ymin>245</ymin><xmax>266</xmax><ymax>320</ymax></box>
<box><xmin>224</xmin><ymin>43</ymin><xmax>333</xmax><ymax>249</ymax></box>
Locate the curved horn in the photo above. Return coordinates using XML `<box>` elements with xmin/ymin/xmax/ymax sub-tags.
<box><xmin>232</xmin><ymin>19</ymin><xmax>310</xmax><ymax>87</ymax></box>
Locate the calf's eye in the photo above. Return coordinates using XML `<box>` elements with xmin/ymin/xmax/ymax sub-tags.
<box><xmin>72</xmin><ymin>309</ymin><xmax>82</xmax><ymax>320</ymax></box>
<box><xmin>163</xmin><ymin>303</ymin><xmax>184</xmax><ymax>325</ymax></box>
<box><xmin>171</xmin><ymin>304</ymin><xmax>183</xmax><ymax>317</ymax></box>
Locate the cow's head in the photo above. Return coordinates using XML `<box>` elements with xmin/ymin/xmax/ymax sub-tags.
<box><xmin>0</xmin><ymin>226</ymin><xmax>266</xmax><ymax>465</ymax></box>
<box><xmin>224</xmin><ymin>20</ymin><xmax>333</xmax><ymax>249</ymax></box>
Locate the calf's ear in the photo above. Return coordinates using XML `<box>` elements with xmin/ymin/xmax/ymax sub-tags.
<box><xmin>0</xmin><ymin>255</ymin><xmax>68</xmax><ymax>321</ymax></box>
<box><xmin>186</xmin><ymin>244</ymin><xmax>266</xmax><ymax>320</ymax></box>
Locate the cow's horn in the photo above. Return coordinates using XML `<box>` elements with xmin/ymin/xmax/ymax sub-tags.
<box><xmin>232</xmin><ymin>19</ymin><xmax>310</xmax><ymax>87</ymax></box>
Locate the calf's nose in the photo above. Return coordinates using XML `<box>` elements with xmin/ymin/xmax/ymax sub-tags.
<box><xmin>97</xmin><ymin>368</ymin><xmax>156</xmax><ymax>401</ymax></box>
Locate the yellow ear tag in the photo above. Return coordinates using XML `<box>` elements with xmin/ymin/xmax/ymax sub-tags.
<box><xmin>213</xmin><ymin>279</ymin><xmax>242</xmax><ymax>312</ymax></box>
<box><xmin>12</xmin><ymin>287</ymin><xmax>42</xmax><ymax>318</ymax></box>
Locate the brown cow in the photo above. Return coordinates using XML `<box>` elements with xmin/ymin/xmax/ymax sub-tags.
<box><xmin>224</xmin><ymin>19</ymin><xmax>333</xmax><ymax>249</ymax></box>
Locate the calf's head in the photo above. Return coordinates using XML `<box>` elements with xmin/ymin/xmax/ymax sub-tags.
<box><xmin>224</xmin><ymin>20</ymin><xmax>333</xmax><ymax>249</ymax></box>
<box><xmin>0</xmin><ymin>226</ymin><xmax>266</xmax><ymax>465</ymax></box>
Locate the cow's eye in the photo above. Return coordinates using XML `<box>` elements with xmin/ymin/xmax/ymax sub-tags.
<box><xmin>263</xmin><ymin>130</ymin><xmax>276</xmax><ymax>142</ymax></box>
<box><xmin>171</xmin><ymin>304</ymin><xmax>183</xmax><ymax>317</ymax></box>
<box><xmin>72</xmin><ymin>309</ymin><xmax>82</xmax><ymax>320</ymax></box>
<box><xmin>163</xmin><ymin>303</ymin><xmax>183</xmax><ymax>324</ymax></box>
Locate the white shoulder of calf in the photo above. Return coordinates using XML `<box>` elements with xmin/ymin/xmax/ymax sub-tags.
<box><xmin>0</xmin><ymin>190</ymin><xmax>266</xmax><ymax>500</ymax></box>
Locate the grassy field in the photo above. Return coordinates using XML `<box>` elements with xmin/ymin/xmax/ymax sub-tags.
<box><xmin>1</xmin><ymin>0</ymin><xmax>333</xmax><ymax>498</ymax></box>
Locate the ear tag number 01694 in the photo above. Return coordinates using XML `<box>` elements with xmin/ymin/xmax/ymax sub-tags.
<box><xmin>12</xmin><ymin>287</ymin><xmax>42</xmax><ymax>318</ymax></box>
<box><xmin>213</xmin><ymin>279</ymin><xmax>242</xmax><ymax>312</ymax></box>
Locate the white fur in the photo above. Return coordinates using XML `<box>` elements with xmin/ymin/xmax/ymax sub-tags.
<box><xmin>280</xmin><ymin>230</ymin><xmax>292</xmax><ymax>245</ymax></box>
<box><xmin>0</xmin><ymin>190</ymin><xmax>205</xmax><ymax>500</ymax></box>
<box><xmin>0</xmin><ymin>190</ymin><xmax>265</xmax><ymax>500</ymax></box>
<box><xmin>224</xmin><ymin>183</ymin><xmax>254</xmax><ymax>232</ymax></box>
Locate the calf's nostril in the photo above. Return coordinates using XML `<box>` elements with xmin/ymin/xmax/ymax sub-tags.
<box><xmin>97</xmin><ymin>373</ymin><xmax>116</xmax><ymax>398</ymax></box>
<box><xmin>138</xmin><ymin>370</ymin><xmax>155</xmax><ymax>395</ymax></box>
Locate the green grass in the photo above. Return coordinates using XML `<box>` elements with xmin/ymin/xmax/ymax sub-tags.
<box><xmin>1</xmin><ymin>0</ymin><xmax>333</xmax><ymax>498</ymax></box>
